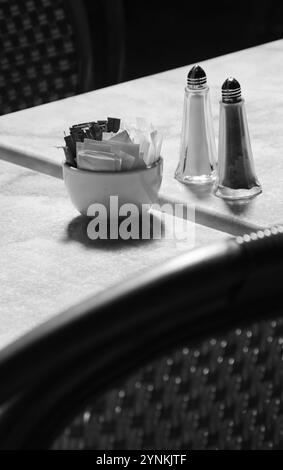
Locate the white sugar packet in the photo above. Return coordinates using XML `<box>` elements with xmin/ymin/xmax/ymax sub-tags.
<box><xmin>77</xmin><ymin>150</ymin><xmax>122</xmax><ymax>172</ymax></box>
<box><xmin>120</xmin><ymin>117</ymin><xmax>163</xmax><ymax>166</ymax></box>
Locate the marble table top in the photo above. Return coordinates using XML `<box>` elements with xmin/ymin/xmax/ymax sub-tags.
<box><xmin>0</xmin><ymin>160</ymin><xmax>228</xmax><ymax>349</ymax></box>
<box><xmin>0</xmin><ymin>40</ymin><xmax>283</xmax><ymax>234</ymax></box>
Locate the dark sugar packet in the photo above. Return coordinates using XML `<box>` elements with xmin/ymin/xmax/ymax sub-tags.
<box><xmin>63</xmin><ymin>117</ymin><xmax>121</xmax><ymax>167</ymax></box>
<box><xmin>107</xmin><ymin>117</ymin><xmax>121</xmax><ymax>133</ymax></box>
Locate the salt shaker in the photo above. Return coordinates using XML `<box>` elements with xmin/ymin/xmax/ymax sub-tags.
<box><xmin>175</xmin><ymin>65</ymin><xmax>217</xmax><ymax>185</ymax></box>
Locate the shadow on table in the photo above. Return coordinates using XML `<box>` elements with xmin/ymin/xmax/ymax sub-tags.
<box><xmin>181</xmin><ymin>181</ymin><xmax>214</xmax><ymax>201</ymax></box>
<box><xmin>65</xmin><ymin>213</ymin><xmax>165</xmax><ymax>251</ymax></box>
<box><xmin>224</xmin><ymin>198</ymin><xmax>255</xmax><ymax>216</ymax></box>
<box><xmin>182</xmin><ymin>181</ymin><xmax>255</xmax><ymax>217</ymax></box>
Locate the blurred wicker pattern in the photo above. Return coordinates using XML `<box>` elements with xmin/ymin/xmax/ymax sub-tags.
<box><xmin>0</xmin><ymin>0</ymin><xmax>78</xmax><ymax>115</ymax></box>
<box><xmin>53</xmin><ymin>319</ymin><xmax>283</xmax><ymax>450</ymax></box>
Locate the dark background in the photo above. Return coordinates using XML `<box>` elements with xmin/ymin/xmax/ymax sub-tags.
<box><xmin>85</xmin><ymin>0</ymin><xmax>283</xmax><ymax>83</ymax></box>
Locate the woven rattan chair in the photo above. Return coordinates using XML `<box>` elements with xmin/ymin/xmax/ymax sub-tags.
<box><xmin>0</xmin><ymin>227</ymin><xmax>282</xmax><ymax>449</ymax></box>
<box><xmin>0</xmin><ymin>0</ymin><xmax>125</xmax><ymax>115</ymax></box>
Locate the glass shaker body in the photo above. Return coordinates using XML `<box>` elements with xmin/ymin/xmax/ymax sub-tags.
<box><xmin>215</xmin><ymin>99</ymin><xmax>262</xmax><ymax>200</ymax></box>
<box><xmin>175</xmin><ymin>85</ymin><xmax>217</xmax><ymax>185</ymax></box>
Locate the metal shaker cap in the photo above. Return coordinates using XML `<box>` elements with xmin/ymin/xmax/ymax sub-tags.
<box><xmin>187</xmin><ymin>65</ymin><xmax>207</xmax><ymax>89</ymax></box>
<box><xmin>222</xmin><ymin>77</ymin><xmax>241</xmax><ymax>103</ymax></box>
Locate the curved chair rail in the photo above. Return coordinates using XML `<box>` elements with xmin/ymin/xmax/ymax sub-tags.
<box><xmin>0</xmin><ymin>228</ymin><xmax>282</xmax><ymax>448</ymax></box>
<box><xmin>66</xmin><ymin>0</ymin><xmax>125</xmax><ymax>90</ymax></box>
<box><xmin>65</xmin><ymin>0</ymin><xmax>95</xmax><ymax>92</ymax></box>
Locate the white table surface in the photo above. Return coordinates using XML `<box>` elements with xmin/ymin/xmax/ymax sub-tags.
<box><xmin>1</xmin><ymin>40</ymin><xmax>283</xmax><ymax>234</ymax></box>
<box><xmin>0</xmin><ymin>160</ymin><xmax>228</xmax><ymax>349</ymax></box>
